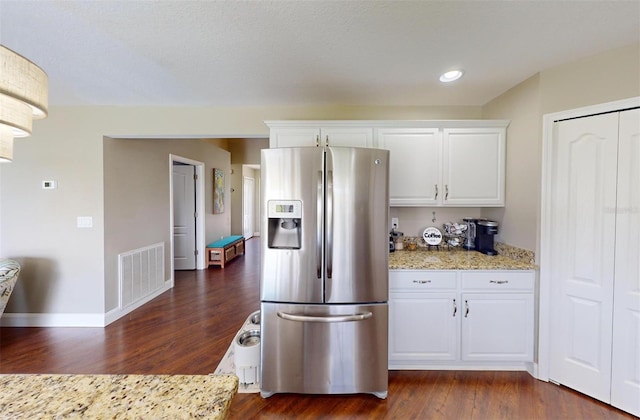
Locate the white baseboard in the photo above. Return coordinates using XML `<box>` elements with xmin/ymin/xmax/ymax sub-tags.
<box><xmin>105</xmin><ymin>280</ymin><xmax>173</xmax><ymax>326</ymax></box>
<box><xmin>0</xmin><ymin>312</ymin><xmax>105</xmax><ymax>327</ymax></box>
<box><xmin>0</xmin><ymin>280</ymin><xmax>173</xmax><ymax>328</ymax></box>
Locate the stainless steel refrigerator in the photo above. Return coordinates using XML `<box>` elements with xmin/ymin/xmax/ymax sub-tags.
<box><xmin>260</xmin><ymin>146</ymin><xmax>389</xmax><ymax>399</ymax></box>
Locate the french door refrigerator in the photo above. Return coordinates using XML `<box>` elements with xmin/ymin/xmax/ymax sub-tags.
<box><xmin>260</xmin><ymin>146</ymin><xmax>389</xmax><ymax>399</ymax></box>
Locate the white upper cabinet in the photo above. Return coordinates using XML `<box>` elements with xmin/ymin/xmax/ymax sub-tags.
<box><xmin>377</xmin><ymin>128</ymin><xmax>441</xmax><ymax>206</ymax></box>
<box><xmin>377</xmin><ymin>122</ymin><xmax>508</xmax><ymax>207</ymax></box>
<box><xmin>442</xmin><ymin>127</ymin><xmax>506</xmax><ymax>206</ymax></box>
<box><xmin>269</xmin><ymin>127</ymin><xmax>320</xmax><ymax>148</ymax></box>
<box><xmin>266</xmin><ymin>122</ymin><xmax>373</xmax><ymax>148</ymax></box>
<box><xmin>265</xmin><ymin>120</ymin><xmax>508</xmax><ymax>207</ymax></box>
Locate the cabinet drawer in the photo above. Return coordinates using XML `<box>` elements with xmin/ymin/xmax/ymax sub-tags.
<box><xmin>390</xmin><ymin>270</ymin><xmax>457</xmax><ymax>291</ymax></box>
<box><xmin>225</xmin><ymin>246</ymin><xmax>236</xmax><ymax>261</ymax></box>
<box><xmin>461</xmin><ymin>271</ymin><xmax>534</xmax><ymax>291</ymax></box>
<box><xmin>209</xmin><ymin>249</ymin><xmax>222</xmax><ymax>262</ymax></box>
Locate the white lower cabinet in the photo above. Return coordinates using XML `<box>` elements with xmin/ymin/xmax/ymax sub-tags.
<box><xmin>389</xmin><ymin>292</ymin><xmax>458</xmax><ymax>363</ymax></box>
<box><xmin>389</xmin><ymin>269</ymin><xmax>535</xmax><ymax>370</ymax></box>
<box><xmin>460</xmin><ymin>293</ymin><xmax>534</xmax><ymax>362</ymax></box>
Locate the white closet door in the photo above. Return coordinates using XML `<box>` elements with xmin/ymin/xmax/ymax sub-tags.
<box><xmin>549</xmin><ymin>113</ymin><xmax>618</xmax><ymax>403</ymax></box>
<box><xmin>611</xmin><ymin>108</ymin><xmax>640</xmax><ymax>417</ymax></box>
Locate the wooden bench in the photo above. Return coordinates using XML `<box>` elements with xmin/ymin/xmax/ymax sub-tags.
<box><xmin>206</xmin><ymin>236</ymin><xmax>245</xmax><ymax>268</ymax></box>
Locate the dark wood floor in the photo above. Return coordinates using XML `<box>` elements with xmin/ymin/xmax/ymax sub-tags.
<box><xmin>0</xmin><ymin>238</ymin><xmax>634</xmax><ymax>419</ymax></box>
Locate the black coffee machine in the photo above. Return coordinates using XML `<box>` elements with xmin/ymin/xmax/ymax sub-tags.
<box><xmin>474</xmin><ymin>219</ymin><xmax>499</xmax><ymax>256</ymax></box>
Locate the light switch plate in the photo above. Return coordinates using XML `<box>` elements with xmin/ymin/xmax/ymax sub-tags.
<box><xmin>77</xmin><ymin>216</ymin><xmax>93</xmax><ymax>228</ymax></box>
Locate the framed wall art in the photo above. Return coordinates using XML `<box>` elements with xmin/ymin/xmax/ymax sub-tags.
<box><xmin>213</xmin><ymin>168</ymin><xmax>224</xmax><ymax>214</ymax></box>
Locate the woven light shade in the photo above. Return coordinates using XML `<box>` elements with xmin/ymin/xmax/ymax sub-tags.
<box><xmin>0</xmin><ymin>125</ymin><xmax>14</xmax><ymax>163</ymax></box>
<box><xmin>0</xmin><ymin>45</ymin><xmax>48</xmax><ymax>162</ymax></box>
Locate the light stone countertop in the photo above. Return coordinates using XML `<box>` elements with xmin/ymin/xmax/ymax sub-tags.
<box><xmin>389</xmin><ymin>249</ymin><xmax>536</xmax><ymax>270</ymax></box>
<box><xmin>0</xmin><ymin>374</ymin><xmax>238</xmax><ymax>419</ymax></box>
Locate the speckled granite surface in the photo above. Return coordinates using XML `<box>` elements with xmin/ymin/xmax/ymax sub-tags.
<box><xmin>494</xmin><ymin>242</ymin><xmax>535</xmax><ymax>265</ymax></box>
<box><xmin>389</xmin><ymin>249</ymin><xmax>536</xmax><ymax>270</ymax></box>
<box><xmin>0</xmin><ymin>374</ymin><xmax>238</xmax><ymax>419</ymax></box>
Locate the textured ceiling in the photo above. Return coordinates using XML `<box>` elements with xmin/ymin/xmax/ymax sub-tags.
<box><xmin>1</xmin><ymin>0</ymin><xmax>639</xmax><ymax>108</ymax></box>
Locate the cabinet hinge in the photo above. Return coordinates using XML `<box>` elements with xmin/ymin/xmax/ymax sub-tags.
<box><xmin>194</xmin><ymin>249</ymin><xmax>198</xmax><ymax>256</ymax></box>
<box><xmin>193</xmin><ymin>173</ymin><xmax>198</xmax><ymax>181</ymax></box>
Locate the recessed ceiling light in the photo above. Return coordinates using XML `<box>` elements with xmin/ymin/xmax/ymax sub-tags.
<box><xmin>439</xmin><ymin>70</ymin><xmax>464</xmax><ymax>83</ymax></box>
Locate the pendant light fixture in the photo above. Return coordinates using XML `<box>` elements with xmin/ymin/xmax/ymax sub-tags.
<box><xmin>0</xmin><ymin>45</ymin><xmax>48</xmax><ymax>162</ymax></box>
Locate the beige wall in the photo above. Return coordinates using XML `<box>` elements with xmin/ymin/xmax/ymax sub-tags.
<box><xmin>0</xmin><ymin>104</ymin><xmax>479</xmax><ymax>321</ymax></box>
<box><xmin>482</xmin><ymin>75</ymin><xmax>542</xmax><ymax>251</ymax></box>
<box><xmin>228</xmin><ymin>138</ymin><xmax>268</xmax><ymax>165</ymax></box>
<box><xmin>540</xmin><ymin>43</ymin><xmax>640</xmax><ymax>115</ymax></box>
<box><xmin>230</xmin><ymin>164</ymin><xmax>244</xmax><ymax>236</ymax></box>
<box><xmin>2</xmin><ymin>43</ymin><xmax>637</xmax><ymax>322</ymax></box>
<box><xmin>480</xmin><ymin>43</ymin><xmax>640</xmax><ymax>258</ymax></box>
<box><xmin>103</xmin><ymin>138</ymin><xmax>231</xmax><ymax>311</ymax></box>
<box><xmin>228</xmin><ymin>138</ymin><xmax>268</xmax><ymax>236</ymax></box>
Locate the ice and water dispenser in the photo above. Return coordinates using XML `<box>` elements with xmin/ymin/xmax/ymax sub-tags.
<box><xmin>267</xmin><ymin>200</ymin><xmax>302</xmax><ymax>249</ymax></box>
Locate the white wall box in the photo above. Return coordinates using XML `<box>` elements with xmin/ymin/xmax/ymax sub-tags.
<box><xmin>266</xmin><ymin>120</ymin><xmax>509</xmax><ymax>207</ymax></box>
<box><xmin>389</xmin><ymin>269</ymin><xmax>535</xmax><ymax>370</ymax></box>
<box><xmin>545</xmin><ymin>106</ymin><xmax>640</xmax><ymax>417</ymax></box>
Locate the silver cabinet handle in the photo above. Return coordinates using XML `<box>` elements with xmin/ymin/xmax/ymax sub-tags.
<box><xmin>434</xmin><ymin>184</ymin><xmax>438</xmax><ymax>199</ymax></box>
<box><xmin>316</xmin><ymin>170</ymin><xmax>323</xmax><ymax>279</ymax></box>
<box><xmin>412</xmin><ymin>279</ymin><xmax>431</xmax><ymax>284</ymax></box>
<box><xmin>465</xmin><ymin>300</ymin><xmax>469</xmax><ymax>318</ymax></box>
<box><xmin>445</xmin><ymin>184</ymin><xmax>449</xmax><ymax>200</ymax></box>
<box><xmin>277</xmin><ymin>311</ymin><xmax>373</xmax><ymax>323</ymax></box>
<box><xmin>453</xmin><ymin>299</ymin><xmax>457</xmax><ymax>317</ymax></box>
<box><xmin>315</xmin><ymin>135</ymin><xmax>320</xmax><ymax>147</ymax></box>
<box><xmin>325</xmin><ymin>135</ymin><xmax>329</xmax><ymax>147</ymax></box>
<box><xmin>489</xmin><ymin>280</ymin><xmax>509</xmax><ymax>284</ymax></box>
<box><xmin>326</xmin><ymin>170</ymin><xmax>333</xmax><ymax>279</ymax></box>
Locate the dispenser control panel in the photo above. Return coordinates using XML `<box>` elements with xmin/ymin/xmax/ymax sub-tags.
<box><xmin>268</xmin><ymin>200</ymin><xmax>302</xmax><ymax>218</ymax></box>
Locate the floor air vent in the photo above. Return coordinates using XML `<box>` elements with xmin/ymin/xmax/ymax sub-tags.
<box><xmin>118</xmin><ymin>243</ymin><xmax>165</xmax><ymax>309</ymax></box>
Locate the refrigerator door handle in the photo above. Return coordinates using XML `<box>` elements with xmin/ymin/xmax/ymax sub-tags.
<box><xmin>316</xmin><ymin>170</ymin><xmax>323</xmax><ymax>279</ymax></box>
<box><xmin>326</xmin><ymin>170</ymin><xmax>333</xmax><ymax>279</ymax></box>
<box><xmin>277</xmin><ymin>311</ymin><xmax>373</xmax><ymax>323</ymax></box>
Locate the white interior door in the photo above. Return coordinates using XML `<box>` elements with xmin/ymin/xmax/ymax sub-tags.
<box><xmin>173</xmin><ymin>164</ymin><xmax>196</xmax><ymax>270</ymax></box>
<box><xmin>611</xmin><ymin>108</ymin><xmax>640</xmax><ymax>416</ymax></box>
<box><xmin>549</xmin><ymin>113</ymin><xmax>619</xmax><ymax>403</ymax></box>
<box><xmin>243</xmin><ymin>177</ymin><xmax>254</xmax><ymax>239</ymax></box>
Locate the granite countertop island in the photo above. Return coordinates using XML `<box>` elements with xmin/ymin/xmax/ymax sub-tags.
<box><xmin>389</xmin><ymin>248</ymin><xmax>536</xmax><ymax>270</ymax></box>
<box><xmin>0</xmin><ymin>374</ymin><xmax>238</xmax><ymax>419</ymax></box>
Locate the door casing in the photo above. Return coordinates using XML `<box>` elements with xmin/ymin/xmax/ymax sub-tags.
<box><xmin>169</xmin><ymin>154</ymin><xmax>206</xmax><ymax>278</ymax></box>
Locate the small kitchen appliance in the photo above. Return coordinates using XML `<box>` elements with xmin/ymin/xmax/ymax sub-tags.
<box><xmin>474</xmin><ymin>219</ymin><xmax>499</xmax><ymax>255</ymax></box>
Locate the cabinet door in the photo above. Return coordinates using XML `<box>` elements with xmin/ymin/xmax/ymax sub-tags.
<box><xmin>389</xmin><ymin>292</ymin><xmax>458</xmax><ymax>365</ymax></box>
<box><xmin>442</xmin><ymin>128</ymin><xmax>505</xmax><ymax>206</ymax></box>
<box><xmin>321</xmin><ymin>127</ymin><xmax>374</xmax><ymax>148</ymax></box>
<box><xmin>377</xmin><ymin>128</ymin><xmax>441</xmax><ymax>206</ymax></box>
<box><xmin>611</xmin><ymin>108</ymin><xmax>640</xmax><ymax>417</ymax></box>
<box><xmin>269</xmin><ymin>127</ymin><xmax>320</xmax><ymax>148</ymax></box>
<box><xmin>460</xmin><ymin>293</ymin><xmax>533</xmax><ymax>362</ymax></box>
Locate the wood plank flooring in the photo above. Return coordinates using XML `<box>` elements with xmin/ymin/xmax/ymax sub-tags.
<box><xmin>0</xmin><ymin>238</ymin><xmax>634</xmax><ymax>419</ymax></box>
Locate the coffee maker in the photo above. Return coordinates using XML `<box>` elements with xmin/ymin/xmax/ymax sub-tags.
<box><xmin>474</xmin><ymin>219</ymin><xmax>499</xmax><ymax>255</ymax></box>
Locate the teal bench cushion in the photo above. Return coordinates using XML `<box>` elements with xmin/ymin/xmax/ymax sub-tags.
<box><xmin>207</xmin><ymin>235</ymin><xmax>244</xmax><ymax>248</ymax></box>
